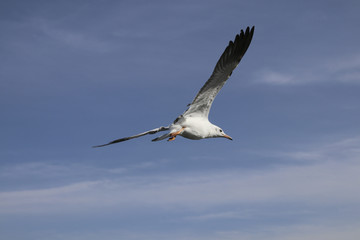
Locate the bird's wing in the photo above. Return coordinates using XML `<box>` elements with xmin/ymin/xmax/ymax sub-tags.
<box><xmin>184</xmin><ymin>26</ymin><xmax>254</xmax><ymax>118</ymax></box>
<box><xmin>92</xmin><ymin>126</ymin><xmax>169</xmax><ymax>147</ymax></box>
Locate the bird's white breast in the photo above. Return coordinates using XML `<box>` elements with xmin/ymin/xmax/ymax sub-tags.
<box><xmin>176</xmin><ymin>115</ymin><xmax>213</xmax><ymax>140</ymax></box>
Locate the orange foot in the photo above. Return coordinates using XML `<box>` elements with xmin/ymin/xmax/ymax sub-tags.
<box><xmin>168</xmin><ymin>136</ymin><xmax>176</xmax><ymax>141</ymax></box>
<box><xmin>168</xmin><ymin>127</ymin><xmax>185</xmax><ymax>141</ymax></box>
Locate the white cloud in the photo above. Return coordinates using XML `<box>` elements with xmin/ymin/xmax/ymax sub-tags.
<box><xmin>186</xmin><ymin>210</ymin><xmax>250</xmax><ymax>221</ymax></box>
<box><xmin>267</xmin><ymin>136</ymin><xmax>360</xmax><ymax>163</ymax></box>
<box><xmin>325</xmin><ymin>54</ymin><xmax>360</xmax><ymax>73</ymax></box>
<box><xmin>209</xmin><ymin>223</ymin><xmax>360</xmax><ymax>240</ymax></box>
<box><xmin>255</xmin><ymin>70</ymin><xmax>296</xmax><ymax>85</ymax></box>
<box><xmin>1</xmin><ymin>139</ymin><xmax>360</xmax><ymax>214</ymax></box>
<box><xmin>14</xmin><ymin>220</ymin><xmax>360</xmax><ymax>240</ymax></box>
<box><xmin>0</xmin><ymin>158</ymin><xmax>170</xmax><ymax>180</ymax></box>
<box><xmin>255</xmin><ymin>54</ymin><xmax>360</xmax><ymax>85</ymax></box>
<box><xmin>33</xmin><ymin>19</ymin><xmax>117</xmax><ymax>53</ymax></box>
<box><xmin>1</xmin><ymin>136</ymin><xmax>359</xmax><ymax>240</ymax></box>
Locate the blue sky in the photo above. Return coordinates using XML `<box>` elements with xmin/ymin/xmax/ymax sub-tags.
<box><xmin>1</xmin><ymin>0</ymin><xmax>360</xmax><ymax>239</ymax></box>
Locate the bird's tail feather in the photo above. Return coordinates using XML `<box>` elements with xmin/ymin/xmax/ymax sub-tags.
<box><xmin>151</xmin><ymin>133</ymin><xmax>171</xmax><ymax>142</ymax></box>
<box><xmin>93</xmin><ymin>126</ymin><xmax>169</xmax><ymax>147</ymax></box>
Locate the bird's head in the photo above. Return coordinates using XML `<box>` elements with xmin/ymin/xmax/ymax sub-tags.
<box><xmin>212</xmin><ymin>126</ymin><xmax>232</xmax><ymax>140</ymax></box>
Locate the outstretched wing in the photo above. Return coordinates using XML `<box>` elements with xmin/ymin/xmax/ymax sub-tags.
<box><xmin>184</xmin><ymin>26</ymin><xmax>254</xmax><ymax>118</ymax></box>
<box><xmin>93</xmin><ymin>126</ymin><xmax>169</xmax><ymax>147</ymax></box>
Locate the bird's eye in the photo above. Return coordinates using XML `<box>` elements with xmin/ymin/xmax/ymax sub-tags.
<box><xmin>220</xmin><ymin>129</ymin><xmax>223</xmax><ymax>132</ymax></box>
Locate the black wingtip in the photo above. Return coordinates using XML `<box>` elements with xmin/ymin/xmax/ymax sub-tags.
<box><xmin>251</xmin><ymin>26</ymin><xmax>255</xmax><ymax>32</ymax></box>
<box><xmin>92</xmin><ymin>140</ymin><xmax>121</xmax><ymax>148</ymax></box>
<box><xmin>92</xmin><ymin>143</ymin><xmax>110</xmax><ymax>148</ymax></box>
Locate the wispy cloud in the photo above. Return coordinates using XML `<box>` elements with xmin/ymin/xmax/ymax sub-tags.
<box><xmin>209</xmin><ymin>223</ymin><xmax>360</xmax><ymax>240</ymax></box>
<box><xmin>1</xmin><ymin>137</ymin><xmax>360</xmax><ymax>215</ymax></box>
<box><xmin>255</xmin><ymin>70</ymin><xmax>296</xmax><ymax>85</ymax></box>
<box><xmin>31</xmin><ymin>18</ymin><xmax>118</xmax><ymax>53</ymax></box>
<box><xmin>0</xmin><ymin>158</ymin><xmax>170</xmax><ymax>184</ymax></box>
<box><xmin>43</xmin><ymin>28</ymin><xmax>115</xmax><ymax>53</ymax></box>
<box><xmin>272</xmin><ymin>136</ymin><xmax>360</xmax><ymax>163</ymax></box>
<box><xmin>255</xmin><ymin>54</ymin><xmax>360</xmax><ymax>85</ymax></box>
<box><xmin>1</xmin><ymin>136</ymin><xmax>359</xmax><ymax>240</ymax></box>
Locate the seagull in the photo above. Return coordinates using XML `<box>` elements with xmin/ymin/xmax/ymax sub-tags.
<box><xmin>93</xmin><ymin>26</ymin><xmax>254</xmax><ymax>148</ymax></box>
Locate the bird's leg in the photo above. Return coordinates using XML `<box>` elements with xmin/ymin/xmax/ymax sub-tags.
<box><xmin>168</xmin><ymin>127</ymin><xmax>185</xmax><ymax>141</ymax></box>
<box><xmin>168</xmin><ymin>136</ymin><xmax>176</xmax><ymax>141</ymax></box>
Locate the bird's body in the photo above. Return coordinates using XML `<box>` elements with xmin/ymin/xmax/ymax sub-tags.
<box><xmin>160</xmin><ymin>115</ymin><xmax>225</xmax><ymax>141</ymax></box>
<box><xmin>178</xmin><ymin>116</ymin><xmax>214</xmax><ymax>140</ymax></box>
<box><xmin>94</xmin><ymin>26</ymin><xmax>254</xmax><ymax>148</ymax></box>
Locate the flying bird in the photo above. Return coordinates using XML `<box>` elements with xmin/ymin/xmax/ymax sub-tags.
<box><xmin>94</xmin><ymin>26</ymin><xmax>254</xmax><ymax>147</ymax></box>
